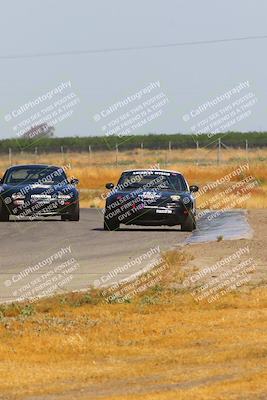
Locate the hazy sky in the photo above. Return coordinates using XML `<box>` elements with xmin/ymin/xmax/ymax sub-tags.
<box><xmin>0</xmin><ymin>0</ymin><xmax>266</xmax><ymax>139</ymax></box>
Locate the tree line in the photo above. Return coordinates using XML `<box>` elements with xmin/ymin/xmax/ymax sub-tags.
<box><xmin>0</xmin><ymin>132</ymin><xmax>266</xmax><ymax>153</ymax></box>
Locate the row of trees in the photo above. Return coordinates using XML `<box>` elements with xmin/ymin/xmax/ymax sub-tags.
<box><xmin>0</xmin><ymin>132</ymin><xmax>266</xmax><ymax>153</ymax></box>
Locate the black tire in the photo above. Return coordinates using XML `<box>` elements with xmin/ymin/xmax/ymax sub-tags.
<box><xmin>181</xmin><ymin>215</ymin><xmax>196</xmax><ymax>232</ymax></box>
<box><xmin>0</xmin><ymin>204</ymin><xmax>9</xmax><ymax>222</ymax></box>
<box><xmin>62</xmin><ymin>202</ymin><xmax>80</xmax><ymax>221</ymax></box>
<box><xmin>104</xmin><ymin>218</ymin><xmax>120</xmax><ymax>231</ymax></box>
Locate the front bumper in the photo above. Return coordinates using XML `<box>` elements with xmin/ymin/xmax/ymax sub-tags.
<box><xmin>105</xmin><ymin>203</ymin><xmax>192</xmax><ymax>226</ymax></box>
<box><xmin>5</xmin><ymin>199</ymin><xmax>78</xmax><ymax>218</ymax></box>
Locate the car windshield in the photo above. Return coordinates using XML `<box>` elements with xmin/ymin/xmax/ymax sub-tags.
<box><xmin>4</xmin><ymin>167</ymin><xmax>68</xmax><ymax>185</ymax></box>
<box><xmin>117</xmin><ymin>171</ymin><xmax>188</xmax><ymax>191</ymax></box>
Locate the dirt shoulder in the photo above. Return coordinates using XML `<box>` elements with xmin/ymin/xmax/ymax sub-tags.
<box><xmin>181</xmin><ymin>210</ymin><xmax>267</xmax><ymax>297</ymax></box>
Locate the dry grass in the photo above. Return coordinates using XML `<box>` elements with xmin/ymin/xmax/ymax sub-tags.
<box><xmin>1</xmin><ymin>283</ymin><xmax>267</xmax><ymax>399</ymax></box>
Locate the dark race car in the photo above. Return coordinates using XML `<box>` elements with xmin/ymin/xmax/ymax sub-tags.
<box><xmin>104</xmin><ymin>169</ymin><xmax>199</xmax><ymax>231</ymax></box>
<box><xmin>0</xmin><ymin>164</ymin><xmax>80</xmax><ymax>221</ymax></box>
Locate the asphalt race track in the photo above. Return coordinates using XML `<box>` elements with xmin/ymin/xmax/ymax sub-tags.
<box><xmin>0</xmin><ymin>209</ymin><xmax>191</xmax><ymax>303</ymax></box>
<box><xmin>0</xmin><ymin>209</ymin><xmax>251</xmax><ymax>303</ymax></box>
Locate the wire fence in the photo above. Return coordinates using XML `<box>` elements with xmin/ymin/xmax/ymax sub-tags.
<box><xmin>0</xmin><ymin>139</ymin><xmax>257</xmax><ymax>170</ymax></box>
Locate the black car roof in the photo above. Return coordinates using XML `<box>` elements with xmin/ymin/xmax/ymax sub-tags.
<box><xmin>6</xmin><ymin>164</ymin><xmax>61</xmax><ymax>170</ymax></box>
<box><xmin>122</xmin><ymin>169</ymin><xmax>183</xmax><ymax>175</ymax></box>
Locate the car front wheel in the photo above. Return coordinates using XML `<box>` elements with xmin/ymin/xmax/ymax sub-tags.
<box><xmin>104</xmin><ymin>218</ymin><xmax>120</xmax><ymax>231</ymax></box>
<box><xmin>61</xmin><ymin>202</ymin><xmax>80</xmax><ymax>221</ymax></box>
<box><xmin>0</xmin><ymin>204</ymin><xmax>10</xmax><ymax>222</ymax></box>
<box><xmin>181</xmin><ymin>214</ymin><xmax>196</xmax><ymax>232</ymax></box>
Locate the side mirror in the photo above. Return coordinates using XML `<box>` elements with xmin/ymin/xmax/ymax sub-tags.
<box><xmin>106</xmin><ymin>183</ymin><xmax>114</xmax><ymax>190</ymax></box>
<box><xmin>70</xmin><ymin>178</ymin><xmax>79</xmax><ymax>185</ymax></box>
<box><xmin>189</xmin><ymin>185</ymin><xmax>199</xmax><ymax>193</ymax></box>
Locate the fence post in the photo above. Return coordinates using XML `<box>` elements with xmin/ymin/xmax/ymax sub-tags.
<box><xmin>115</xmin><ymin>143</ymin><xmax>119</xmax><ymax>167</ymax></box>
<box><xmin>61</xmin><ymin>145</ymin><xmax>64</xmax><ymax>163</ymax></box>
<box><xmin>217</xmin><ymin>138</ymin><xmax>221</xmax><ymax>165</ymax></box>
<box><xmin>196</xmin><ymin>140</ymin><xmax>199</xmax><ymax>165</ymax></box>
<box><xmin>8</xmin><ymin>148</ymin><xmax>12</xmax><ymax>166</ymax></box>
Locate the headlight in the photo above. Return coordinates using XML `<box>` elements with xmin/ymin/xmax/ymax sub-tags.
<box><xmin>170</xmin><ymin>195</ymin><xmax>181</xmax><ymax>201</ymax></box>
<box><xmin>12</xmin><ymin>193</ymin><xmax>25</xmax><ymax>200</ymax></box>
<box><xmin>182</xmin><ymin>196</ymin><xmax>191</xmax><ymax>205</ymax></box>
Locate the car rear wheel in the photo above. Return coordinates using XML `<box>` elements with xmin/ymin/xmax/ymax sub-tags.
<box><xmin>0</xmin><ymin>204</ymin><xmax>9</xmax><ymax>222</ymax></box>
<box><xmin>104</xmin><ymin>218</ymin><xmax>120</xmax><ymax>231</ymax></box>
<box><xmin>181</xmin><ymin>215</ymin><xmax>196</xmax><ymax>232</ymax></box>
